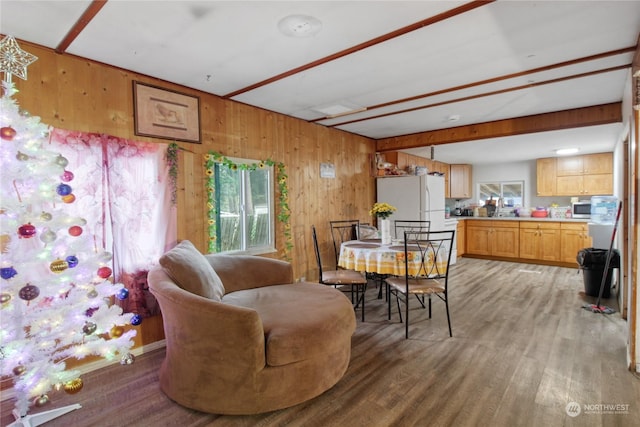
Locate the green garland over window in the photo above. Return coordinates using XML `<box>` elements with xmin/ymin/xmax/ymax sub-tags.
<box><xmin>204</xmin><ymin>151</ymin><xmax>292</xmax><ymax>261</ymax></box>
<box><xmin>166</xmin><ymin>143</ymin><xmax>179</xmax><ymax>206</ymax></box>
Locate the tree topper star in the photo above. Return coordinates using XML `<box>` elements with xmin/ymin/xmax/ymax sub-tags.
<box><xmin>0</xmin><ymin>35</ymin><xmax>38</xmax><ymax>83</ymax></box>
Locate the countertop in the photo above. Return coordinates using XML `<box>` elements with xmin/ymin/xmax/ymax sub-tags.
<box><xmin>451</xmin><ymin>216</ymin><xmax>589</xmax><ymax>223</ymax></box>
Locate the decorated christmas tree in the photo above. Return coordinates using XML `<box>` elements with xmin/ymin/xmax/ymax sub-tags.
<box><xmin>0</xmin><ymin>35</ymin><xmax>137</xmax><ymax>426</ymax></box>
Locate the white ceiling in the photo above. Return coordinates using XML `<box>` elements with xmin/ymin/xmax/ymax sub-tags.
<box><xmin>1</xmin><ymin>1</ymin><xmax>638</xmax><ymax>164</ymax></box>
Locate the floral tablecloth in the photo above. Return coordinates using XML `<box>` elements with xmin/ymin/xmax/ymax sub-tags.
<box><xmin>338</xmin><ymin>240</ymin><xmax>448</xmax><ymax>276</ymax></box>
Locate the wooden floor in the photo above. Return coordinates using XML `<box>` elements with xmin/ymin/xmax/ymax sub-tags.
<box><xmin>2</xmin><ymin>258</ymin><xmax>639</xmax><ymax>427</ymax></box>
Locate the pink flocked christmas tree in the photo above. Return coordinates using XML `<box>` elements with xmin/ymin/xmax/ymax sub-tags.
<box><xmin>0</xmin><ymin>35</ymin><xmax>137</xmax><ymax>426</ymax></box>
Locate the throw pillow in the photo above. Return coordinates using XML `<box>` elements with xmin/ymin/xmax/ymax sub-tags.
<box><xmin>159</xmin><ymin>240</ymin><xmax>225</xmax><ymax>300</ymax></box>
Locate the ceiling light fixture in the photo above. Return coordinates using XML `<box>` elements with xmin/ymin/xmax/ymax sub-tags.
<box><xmin>278</xmin><ymin>15</ymin><xmax>322</xmax><ymax>37</ymax></box>
<box><xmin>555</xmin><ymin>148</ymin><xmax>579</xmax><ymax>155</ymax></box>
<box><xmin>313</xmin><ymin>103</ymin><xmax>365</xmax><ymax>119</ymax></box>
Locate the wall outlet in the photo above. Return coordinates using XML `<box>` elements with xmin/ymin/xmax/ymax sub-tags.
<box><xmin>299</xmin><ymin>276</ymin><xmax>306</xmax><ymax>282</ymax></box>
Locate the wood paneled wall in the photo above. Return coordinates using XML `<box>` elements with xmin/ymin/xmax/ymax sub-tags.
<box><xmin>12</xmin><ymin>43</ymin><xmax>376</xmax><ymax>291</ymax></box>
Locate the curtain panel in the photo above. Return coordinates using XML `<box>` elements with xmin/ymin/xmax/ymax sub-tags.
<box><xmin>50</xmin><ymin>129</ymin><xmax>176</xmax><ymax>317</ymax></box>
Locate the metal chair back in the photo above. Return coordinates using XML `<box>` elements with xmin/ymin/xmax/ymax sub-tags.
<box><xmin>329</xmin><ymin>219</ymin><xmax>360</xmax><ymax>267</ymax></box>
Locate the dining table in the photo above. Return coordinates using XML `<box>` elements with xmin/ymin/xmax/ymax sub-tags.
<box><xmin>338</xmin><ymin>239</ymin><xmax>448</xmax><ymax>277</ymax></box>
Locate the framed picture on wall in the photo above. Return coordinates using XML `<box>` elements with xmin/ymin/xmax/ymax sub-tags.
<box><xmin>133</xmin><ymin>81</ymin><xmax>201</xmax><ymax>143</ymax></box>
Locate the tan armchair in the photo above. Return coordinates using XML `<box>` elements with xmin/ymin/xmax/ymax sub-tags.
<box><xmin>148</xmin><ymin>241</ymin><xmax>356</xmax><ymax>415</ymax></box>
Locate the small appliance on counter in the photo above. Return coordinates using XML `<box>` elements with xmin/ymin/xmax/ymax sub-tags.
<box><xmin>571</xmin><ymin>200</ymin><xmax>591</xmax><ymax>219</ymax></box>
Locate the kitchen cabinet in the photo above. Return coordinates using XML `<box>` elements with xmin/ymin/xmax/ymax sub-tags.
<box><xmin>466</xmin><ymin>220</ymin><xmax>519</xmax><ymax>258</ymax></box>
<box><xmin>519</xmin><ymin>221</ymin><xmax>561</xmax><ymax>261</ymax></box>
<box><xmin>556</xmin><ymin>153</ymin><xmax>612</xmax><ymax>176</ymax></box>
<box><xmin>536</xmin><ymin>158</ymin><xmax>556</xmax><ymax>196</ymax></box>
<box><xmin>560</xmin><ymin>222</ymin><xmax>592</xmax><ymax>264</ymax></box>
<box><xmin>457</xmin><ymin>220</ymin><xmax>465</xmax><ymax>257</ymax></box>
<box><xmin>556</xmin><ymin>174</ymin><xmax>613</xmax><ymax>196</ymax></box>
<box><xmin>432</xmin><ymin>161</ymin><xmax>450</xmax><ymax>198</ymax></box>
<box><xmin>450</xmin><ymin>164</ymin><xmax>473</xmax><ymax>199</ymax></box>
<box><xmin>555</xmin><ymin>152</ymin><xmax>613</xmax><ymax>196</ymax></box>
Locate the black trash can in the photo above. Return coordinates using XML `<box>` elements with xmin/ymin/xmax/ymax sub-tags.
<box><xmin>576</xmin><ymin>248</ymin><xmax>620</xmax><ymax>298</ymax></box>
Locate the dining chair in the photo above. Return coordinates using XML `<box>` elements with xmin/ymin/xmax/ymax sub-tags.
<box><xmin>385</xmin><ymin>229</ymin><xmax>455</xmax><ymax>339</ymax></box>
<box><xmin>393</xmin><ymin>220</ymin><xmax>431</xmax><ymax>240</ymax></box>
<box><xmin>329</xmin><ymin>219</ymin><xmax>360</xmax><ymax>268</ymax></box>
<box><xmin>312</xmin><ymin>225</ymin><xmax>368</xmax><ymax>321</ymax></box>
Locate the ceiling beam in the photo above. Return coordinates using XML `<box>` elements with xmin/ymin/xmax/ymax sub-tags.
<box><xmin>55</xmin><ymin>0</ymin><xmax>107</xmax><ymax>54</ymax></box>
<box><xmin>375</xmin><ymin>102</ymin><xmax>622</xmax><ymax>152</ymax></box>
<box><xmin>223</xmin><ymin>0</ymin><xmax>494</xmax><ymax>98</ymax></box>
<box><xmin>314</xmin><ymin>47</ymin><xmax>634</xmax><ymax>125</ymax></box>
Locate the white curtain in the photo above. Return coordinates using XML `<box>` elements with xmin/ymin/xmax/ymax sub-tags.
<box><xmin>50</xmin><ymin>128</ymin><xmax>176</xmax><ymax>316</ymax></box>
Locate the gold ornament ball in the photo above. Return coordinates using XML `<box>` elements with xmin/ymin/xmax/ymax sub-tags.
<box><xmin>0</xmin><ymin>293</ymin><xmax>11</xmax><ymax>304</ymax></box>
<box><xmin>64</xmin><ymin>378</ymin><xmax>84</xmax><ymax>394</ymax></box>
<box><xmin>34</xmin><ymin>395</ymin><xmax>50</xmax><ymax>407</ymax></box>
<box><xmin>50</xmin><ymin>259</ymin><xmax>69</xmax><ymax>273</ymax></box>
<box><xmin>13</xmin><ymin>365</ymin><xmax>26</xmax><ymax>376</ymax></box>
<box><xmin>110</xmin><ymin>325</ymin><xmax>124</xmax><ymax>338</ymax></box>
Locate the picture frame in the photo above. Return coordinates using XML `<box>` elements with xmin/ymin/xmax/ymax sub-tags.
<box><xmin>133</xmin><ymin>81</ymin><xmax>201</xmax><ymax>143</ymax></box>
<box><xmin>320</xmin><ymin>162</ymin><xmax>336</xmax><ymax>179</ymax></box>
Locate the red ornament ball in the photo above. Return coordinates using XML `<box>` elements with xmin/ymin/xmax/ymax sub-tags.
<box><xmin>97</xmin><ymin>266</ymin><xmax>112</xmax><ymax>279</ymax></box>
<box><xmin>62</xmin><ymin>194</ymin><xmax>76</xmax><ymax>204</ymax></box>
<box><xmin>68</xmin><ymin>226</ymin><xmax>83</xmax><ymax>236</ymax></box>
<box><xmin>18</xmin><ymin>223</ymin><xmax>36</xmax><ymax>238</ymax></box>
<box><xmin>1</xmin><ymin>126</ymin><xmax>17</xmax><ymax>140</ymax></box>
<box><xmin>13</xmin><ymin>365</ymin><xmax>26</xmax><ymax>376</ymax></box>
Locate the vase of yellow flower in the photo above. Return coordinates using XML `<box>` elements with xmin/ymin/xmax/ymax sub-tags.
<box><xmin>370</xmin><ymin>202</ymin><xmax>397</xmax><ymax>245</ymax></box>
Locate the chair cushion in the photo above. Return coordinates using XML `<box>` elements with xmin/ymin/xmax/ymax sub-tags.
<box><xmin>322</xmin><ymin>269</ymin><xmax>367</xmax><ymax>285</ymax></box>
<box><xmin>159</xmin><ymin>240</ymin><xmax>225</xmax><ymax>300</ymax></box>
<box><xmin>222</xmin><ymin>283</ymin><xmax>355</xmax><ymax>367</ymax></box>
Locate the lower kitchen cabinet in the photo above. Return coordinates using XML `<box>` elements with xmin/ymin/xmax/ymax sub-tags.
<box><xmin>519</xmin><ymin>221</ymin><xmax>560</xmax><ymax>261</ymax></box>
<box><xmin>560</xmin><ymin>222</ymin><xmax>592</xmax><ymax>264</ymax></box>
<box><xmin>466</xmin><ymin>220</ymin><xmax>519</xmax><ymax>258</ymax></box>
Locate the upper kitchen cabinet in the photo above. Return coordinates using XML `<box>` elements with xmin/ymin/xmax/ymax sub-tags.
<box><xmin>537</xmin><ymin>152</ymin><xmax>613</xmax><ymax>197</ymax></box>
<box><xmin>536</xmin><ymin>158</ymin><xmax>557</xmax><ymax>196</ymax></box>
<box><xmin>556</xmin><ymin>152</ymin><xmax>613</xmax><ymax>196</ymax></box>
<box><xmin>450</xmin><ymin>164</ymin><xmax>473</xmax><ymax>199</ymax></box>
<box><xmin>432</xmin><ymin>161</ymin><xmax>450</xmax><ymax>198</ymax></box>
<box><xmin>556</xmin><ymin>152</ymin><xmax>613</xmax><ymax>176</ymax></box>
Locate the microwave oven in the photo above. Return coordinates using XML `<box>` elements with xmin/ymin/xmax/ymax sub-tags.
<box><xmin>572</xmin><ymin>201</ymin><xmax>591</xmax><ymax>219</ymax></box>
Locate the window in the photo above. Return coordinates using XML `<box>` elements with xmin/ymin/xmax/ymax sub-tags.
<box><xmin>213</xmin><ymin>158</ymin><xmax>275</xmax><ymax>254</ymax></box>
<box><xmin>478</xmin><ymin>181</ymin><xmax>524</xmax><ymax>207</ymax></box>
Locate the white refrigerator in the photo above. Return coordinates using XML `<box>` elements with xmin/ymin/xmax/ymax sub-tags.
<box><xmin>376</xmin><ymin>174</ymin><xmax>446</xmax><ymax>233</ymax></box>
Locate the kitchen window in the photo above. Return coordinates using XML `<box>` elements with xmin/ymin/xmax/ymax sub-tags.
<box><xmin>478</xmin><ymin>181</ymin><xmax>524</xmax><ymax>207</ymax></box>
<box><xmin>212</xmin><ymin>158</ymin><xmax>275</xmax><ymax>254</ymax></box>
